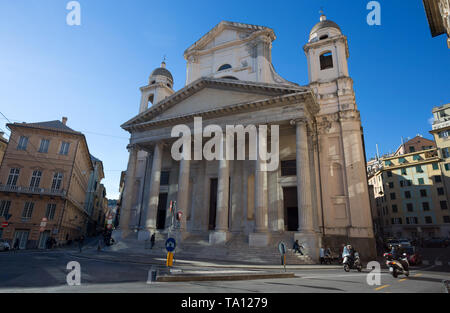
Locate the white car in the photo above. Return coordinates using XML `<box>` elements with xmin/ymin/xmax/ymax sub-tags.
<box><xmin>0</xmin><ymin>239</ymin><xmax>11</xmax><ymax>251</ymax></box>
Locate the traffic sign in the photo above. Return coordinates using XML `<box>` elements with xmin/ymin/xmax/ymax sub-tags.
<box><xmin>107</xmin><ymin>224</ymin><xmax>113</xmax><ymax>230</ymax></box>
<box><xmin>165</xmin><ymin>238</ymin><xmax>176</xmax><ymax>252</ymax></box>
<box><xmin>1</xmin><ymin>222</ymin><xmax>8</xmax><ymax>228</ymax></box>
<box><xmin>278</xmin><ymin>241</ymin><xmax>286</xmax><ymax>255</ymax></box>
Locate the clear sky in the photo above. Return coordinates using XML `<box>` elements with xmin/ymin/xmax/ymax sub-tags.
<box><xmin>0</xmin><ymin>0</ymin><xmax>449</xmax><ymax>199</ymax></box>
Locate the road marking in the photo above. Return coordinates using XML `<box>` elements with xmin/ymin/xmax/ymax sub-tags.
<box><xmin>399</xmin><ymin>278</ymin><xmax>407</xmax><ymax>282</ymax></box>
<box><xmin>375</xmin><ymin>284</ymin><xmax>390</xmax><ymax>291</ymax></box>
<box><xmin>414</xmin><ymin>273</ymin><xmax>422</xmax><ymax>277</ymax></box>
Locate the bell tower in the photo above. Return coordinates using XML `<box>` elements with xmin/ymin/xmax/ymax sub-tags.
<box><xmin>139</xmin><ymin>61</ymin><xmax>175</xmax><ymax>113</ymax></box>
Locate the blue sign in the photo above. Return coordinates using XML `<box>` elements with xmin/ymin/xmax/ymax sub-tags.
<box><xmin>165</xmin><ymin>238</ymin><xmax>176</xmax><ymax>252</ymax></box>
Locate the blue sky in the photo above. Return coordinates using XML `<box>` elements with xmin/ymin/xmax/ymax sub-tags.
<box><xmin>0</xmin><ymin>0</ymin><xmax>449</xmax><ymax>199</ymax></box>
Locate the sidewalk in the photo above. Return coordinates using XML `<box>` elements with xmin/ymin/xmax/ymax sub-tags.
<box><xmin>68</xmin><ymin>248</ymin><xmax>341</xmax><ymax>270</ymax></box>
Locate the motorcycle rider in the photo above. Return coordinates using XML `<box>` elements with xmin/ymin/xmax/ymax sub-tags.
<box><xmin>390</xmin><ymin>245</ymin><xmax>408</xmax><ymax>270</ymax></box>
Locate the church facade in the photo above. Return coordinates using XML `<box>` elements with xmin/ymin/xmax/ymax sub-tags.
<box><xmin>119</xmin><ymin>16</ymin><xmax>376</xmax><ymax>259</ymax></box>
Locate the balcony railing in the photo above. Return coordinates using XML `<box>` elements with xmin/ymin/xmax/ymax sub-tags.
<box><xmin>0</xmin><ymin>184</ymin><xmax>66</xmax><ymax>197</ymax></box>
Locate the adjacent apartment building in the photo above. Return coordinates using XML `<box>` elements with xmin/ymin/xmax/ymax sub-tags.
<box><xmin>368</xmin><ymin>136</ymin><xmax>450</xmax><ymax>240</ymax></box>
<box><xmin>0</xmin><ymin>132</ymin><xmax>7</xmax><ymax>165</ymax></box>
<box><xmin>0</xmin><ymin>118</ymin><xmax>96</xmax><ymax>249</ymax></box>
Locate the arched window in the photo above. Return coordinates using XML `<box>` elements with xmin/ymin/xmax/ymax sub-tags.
<box><xmin>148</xmin><ymin>94</ymin><xmax>154</xmax><ymax>108</ymax></box>
<box><xmin>221</xmin><ymin>76</ymin><xmax>239</xmax><ymax>80</ymax></box>
<box><xmin>319</xmin><ymin>34</ymin><xmax>329</xmax><ymax>40</ymax></box>
<box><xmin>218</xmin><ymin>64</ymin><xmax>232</xmax><ymax>71</ymax></box>
<box><xmin>320</xmin><ymin>51</ymin><xmax>333</xmax><ymax>70</ymax></box>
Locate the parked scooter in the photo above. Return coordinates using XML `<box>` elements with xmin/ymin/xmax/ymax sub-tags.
<box><xmin>384</xmin><ymin>252</ymin><xmax>410</xmax><ymax>278</ymax></box>
<box><xmin>343</xmin><ymin>252</ymin><xmax>362</xmax><ymax>272</ymax></box>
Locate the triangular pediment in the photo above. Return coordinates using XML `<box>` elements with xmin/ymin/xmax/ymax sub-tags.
<box><xmin>122</xmin><ymin>78</ymin><xmax>310</xmax><ymax>130</ymax></box>
<box><xmin>184</xmin><ymin>21</ymin><xmax>275</xmax><ymax>56</ymax></box>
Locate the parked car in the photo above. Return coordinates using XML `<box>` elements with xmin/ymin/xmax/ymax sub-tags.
<box><xmin>0</xmin><ymin>239</ymin><xmax>10</xmax><ymax>252</ymax></box>
<box><xmin>398</xmin><ymin>239</ymin><xmax>412</xmax><ymax>248</ymax></box>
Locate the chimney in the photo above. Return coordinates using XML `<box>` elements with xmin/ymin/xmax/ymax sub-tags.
<box><xmin>62</xmin><ymin>117</ymin><xmax>68</xmax><ymax>125</ymax></box>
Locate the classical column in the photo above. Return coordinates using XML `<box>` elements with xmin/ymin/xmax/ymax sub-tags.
<box><xmin>294</xmin><ymin>119</ymin><xmax>314</xmax><ymax>233</ymax></box>
<box><xmin>119</xmin><ymin>145</ymin><xmax>139</xmax><ymax>236</ymax></box>
<box><xmin>254</xmin><ymin>132</ymin><xmax>268</xmax><ymax>232</ymax></box>
<box><xmin>176</xmin><ymin>158</ymin><xmax>190</xmax><ymax>232</ymax></box>
<box><xmin>144</xmin><ymin>143</ymin><xmax>163</xmax><ymax>231</ymax></box>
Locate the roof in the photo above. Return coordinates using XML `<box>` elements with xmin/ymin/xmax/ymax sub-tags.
<box><xmin>151</xmin><ymin>67</ymin><xmax>173</xmax><ymax>82</ymax></box>
<box><xmin>9</xmin><ymin>120</ymin><xmax>81</xmax><ymax>135</ymax></box>
<box><xmin>310</xmin><ymin>19</ymin><xmax>341</xmax><ymax>36</ymax></box>
<box><xmin>90</xmin><ymin>154</ymin><xmax>102</xmax><ymax>163</ymax></box>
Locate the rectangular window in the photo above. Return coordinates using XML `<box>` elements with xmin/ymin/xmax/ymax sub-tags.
<box><xmin>390</xmin><ymin>193</ymin><xmax>396</xmax><ymax>200</ymax></box>
<box><xmin>442</xmin><ymin>148</ymin><xmax>450</xmax><ymax>158</ymax></box>
<box><xmin>389</xmin><ymin>182</ymin><xmax>394</xmax><ymax>189</ymax></box>
<box><xmin>423</xmin><ymin>202</ymin><xmax>430</xmax><ymax>211</ymax></box>
<box><xmin>406</xmin><ymin>217</ymin><xmax>418</xmax><ymax>225</ymax></box>
<box><xmin>434</xmin><ymin>175</ymin><xmax>442</xmax><ymax>183</ymax></box>
<box><xmin>401</xmin><ymin>168</ymin><xmax>407</xmax><ymax>175</ymax></box>
<box><xmin>392</xmin><ymin>204</ymin><xmax>398</xmax><ymax>213</ymax></box>
<box><xmin>409</xmin><ymin>146</ymin><xmax>416</xmax><ymax>153</ymax></box>
<box><xmin>386</xmin><ymin>171</ymin><xmax>393</xmax><ymax>178</ymax></box>
<box><xmin>38</xmin><ymin>139</ymin><xmax>50</xmax><ymax>153</ymax></box>
<box><xmin>420</xmin><ymin>189</ymin><xmax>427</xmax><ymax>197</ymax></box>
<box><xmin>407</xmin><ymin>203</ymin><xmax>414</xmax><ymax>212</ymax></box>
<box><xmin>45</xmin><ymin>204</ymin><xmax>56</xmax><ymax>220</ymax></box>
<box><xmin>445</xmin><ymin>164</ymin><xmax>450</xmax><ymax>171</ymax></box>
<box><xmin>418</xmin><ymin>178</ymin><xmax>425</xmax><ymax>185</ymax></box>
<box><xmin>425</xmin><ymin>216</ymin><xmax>433</xmax><ymax>224</ymax></box>
<box><xmin>432</xmin><ymin>163</ymin><xmax>439</xmax><ymax>170</ymax></box>
<box><xmin>281</xmin><ymin>160</ymin><xmax>296</xmax><ymax>176</ymax></box>
<box><xmin>17</xmin><ymin>136</ymin><xmax>28</xmax><ymax>150</ymax></box>
<box><xmin>405</xmin><ymin>191</ymin><xmax>411</xmax><ymax>199</ymax></box>
<box><xmin>51</xmin><ymin>173</ymin><xmax>63</xmax><ymax>190</ymax></box>
<box><xmin>22</xmin><ymin>202</ymin><xmax>34</xmax><ymax>219</ymax></box>
<box><xmin>29</xmin><ymin>170</ymin><xmax>42</xmax><ymax>188</ymax></box>
<box><xmin>444</xmin><ymin>216</ymin><xmax>450</xmax><ymax>223</ymax></box>
<box><xmin>437</xmin><ymin>187</ymin><xmax>445</xmax><ymax>196</ymax></box>
<box><xmin>0</xmin><ymin>200</ymin><xmax>11</xmax><ymax>217</ymax></box>
<box><xmin>59</xmin><ymin>142</ymin><xmax>70</xmax><ymax>155</ymax></box>
<box><xmin>441</xmin><ymin>201</ymin><xmax>448</xmax><ymax>210</ymax></box>
<box><xmin>320</xmin><ymin>52</ymin><xmax>333</xmax><ymax>70</ymax></box>
<box><xmin>160</xmin><ymin>171</ymin><xmax>170</xmax><ymax>186</ymax></box>
<box><xmin>6</xmin><ymin>168</ymin><xmax>20</xmax><ymax>186</ymax></box>
<box><xmin>399</xmin><ymin>157</ymin><xmax>407</xmax><ymax>164</ymax></box>
<box><xmin>416</xmin><ymin>165</ymin><xmax>423</xmax><ymax>173</ymax></box>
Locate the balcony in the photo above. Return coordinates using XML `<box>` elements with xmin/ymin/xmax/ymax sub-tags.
<box><xmin>0</xmin><ymin>184</ymin><xmax>67</xmax><ymax>197</ymax></box>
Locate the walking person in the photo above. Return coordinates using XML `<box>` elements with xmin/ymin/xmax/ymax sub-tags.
<box><xmin>293</xmin><ymin>240</ymin><xmax>304</xmax><ymax>255</ymax></box>
<box><xmin>150</xmin><ymin>233</ymin><xmax>155</xmax><ymax>249</ymax></box>
<box><xmin>13</xmin><ymin>238</ymin><xmax>20</xmax><ymax>252</ymax></box>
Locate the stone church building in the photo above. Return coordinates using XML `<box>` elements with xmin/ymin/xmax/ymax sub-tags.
<box><xmin>118</xmin><ymin>15</ymin><xmax>376</xmax><ymax>260</ymax></box>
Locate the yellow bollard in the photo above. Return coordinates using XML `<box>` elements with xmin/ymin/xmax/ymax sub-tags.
<box><xmin>166</xmin><ymin>252</ymin><xmax>174</xmax><ymax>267</ymax></box>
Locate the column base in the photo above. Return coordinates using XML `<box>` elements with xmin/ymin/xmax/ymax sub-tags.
<box><xmin>249</xmin><ymin>232</ymin><xmax>271</xmax><ymax>247</ymax></box>
<box><xmin>294</xmin><ymin>232</ymin><xmax>319</xmax><ymax>261</ymax></box>
<box><xmin>209</xmin><ymin>231</ymin><xmax>229</xmax><ymax>245</ymax></box>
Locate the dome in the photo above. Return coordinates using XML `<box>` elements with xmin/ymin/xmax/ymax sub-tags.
<box><xmin>150</xmin><ymin>62</ymin><xmax>174</xmax><ymax>83</ymax></box>
<box><xmin>310</xmin><ymin>15</ymin><xmax>341</xmax><ymax>37</ymax></box>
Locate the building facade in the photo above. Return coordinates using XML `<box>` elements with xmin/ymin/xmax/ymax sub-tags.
<box><xmin>368</xmin><ymin>138</ymin><xmax>450</xmax><ymax>240</ymax></box>
<box><xmin>118</xmin><ymin>17</ymin><xmax>376</xmax><ymax>259</ymax></box>
<box><xmin>423</xmin><ymin>0</ymin><xmax>450</xmax><ymax>48</ymax></box>
<box><xmin>85</xmin><ymin>155</ymin><xmax>107</xmax><ymax>236</ymax></box>
<box><xmin>430</xmin><ymin>103</ymin><xmax>450</xmax><ymax>200</ymax></box>
<box><xmin>0</xmin><ymin>118</ymin><xmax>94</xmax><ymax>249</ymax></box>
<box><xmin>0</xmin><ymin>132</ymin><xmax>7</xmax><ymax>165</ymax></box>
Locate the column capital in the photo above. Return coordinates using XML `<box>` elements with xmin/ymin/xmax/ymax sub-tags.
<box><xmin>126</xmin><ymin>144</ymin><xmax>138</xmax><ymax>152</ymax></box>
<box><xmin>290</xmin><ymin>118</ymin><xmax>308</xmax><ymax>126</ymax></box>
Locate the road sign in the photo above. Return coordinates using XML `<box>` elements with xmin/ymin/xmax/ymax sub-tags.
<box><xmin>1</xmin><ymin>222</ymin><xmax>8</xmax><ymax>228</ymax></box>
<box><xmin>107</xmin><ymin>224</ymin><xmax>113</xmax><ymax>230</ymax></box>
<box><xmin>165</xmin><ymin>238</ymin><xmax>176</xmax><ymax>252</ymax></box>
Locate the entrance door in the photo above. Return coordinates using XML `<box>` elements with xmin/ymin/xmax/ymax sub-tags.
<box><xmin>156</xmin><ymin>193</ymin><xmax>168</xmax><ymax>230</ymax></box>
<box><xmin>13</xmin><ymin>230</ymin><xmax>29</xmax><ymax>250</ymax></box>
<box><xmin>209</xmin><ymin>178</ymin><xmax>218</xmax><ymax>230</ymax></box>
<box><xmin>38</xmin><ymin>230</ymin><xmax>51</xmax><ymax>249</ymax></box>
<box><xmin>283</xmin><ymin>187</ymin><xmax>298</xmax><ymax>231</ymax></box>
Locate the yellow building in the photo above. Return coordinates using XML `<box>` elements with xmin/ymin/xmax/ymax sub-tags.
<box><xmin>368</xmin><ymin>142</ymin><xmax>450</xmax><ymax>240</ymax></box>
<box><xmin>0</xmin><ymin>118</ymin><xmax>94</xmax><ymax>249</ymax></box>
<box><xmin>0</xmin><ymin>132</ymin><xmax>7</xmax><ymax>165</ymax></box>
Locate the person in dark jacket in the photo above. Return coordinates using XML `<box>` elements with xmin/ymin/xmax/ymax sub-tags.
<box><xmin>150</xmin><ymin>233</ymin><xmax>155</xmax><ymax>249</ymax></box>
<box><xmin>293</xmin><ymin>240</ymin><xmax>303</xmax><ymax>255</ymax></box>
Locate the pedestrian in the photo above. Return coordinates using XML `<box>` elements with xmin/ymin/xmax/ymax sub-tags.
<box><xmin>293</xmin><ymin>240</ymin><xmax>303</xmax><ymax>255</ymax></box>
<box><xmin>319</xmin><ymin>247</ymin><xmax>325</xmax><ymax>264</ymax></box>
<box><xmin>78</xmin><ymin>235</ymin><xmax>84</xmax><ymax>253</ymax></box>
<box><xmin>13</xmin><ymin>238</ymin><xmax>20</xmax><ymax>252</ymax></box>
<box><xmin>150</xmin><ymin>233</ymin><xmax>155</xmax><ymax>249</ymax></box>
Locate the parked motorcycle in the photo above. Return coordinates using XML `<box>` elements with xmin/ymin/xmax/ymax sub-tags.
<box><xmin>343</xmin><ymin>252</ymin><xmax>362</xmax><ymax>272</ymax></box>
<box><xmin>384</xmin><ymin>252</ymin><xmax>410</xmax><ymax>278</ymax></box>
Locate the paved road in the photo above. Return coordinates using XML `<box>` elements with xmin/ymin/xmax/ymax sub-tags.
<box><xmin>0</xmin><ymin>249</ymin><xmax>449</xmax><ymax>293</ymax></box>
